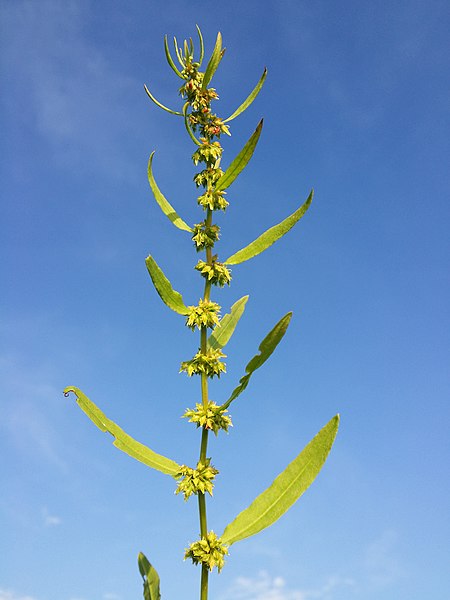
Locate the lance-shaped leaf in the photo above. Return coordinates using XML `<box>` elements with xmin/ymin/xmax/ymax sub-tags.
<box><xmin>138</xmin><ymin>552</ymin><xmax>161</xmax><ymax>600</ymax></box>
<box><xmin>164</xmin><ymin>35</ymin><xmax>183</xmax><ymax>78</ymax></box>
<box><xmin>208</xmin><ymin>295</ymin><xmax>249</xmax><ymax>350</ymax></box>
<box><xmin>64</xmin><ymin>387</ymin><xmax>180</xmax><ymax>476</ymax></box>
<box><xmin>215</xmin><ymin>120</ymin><xmax>263</xmax><ymax>192</ymax></box>
<box><xmin>145</xmin><ymin>255</ymin><xmax>189</xmax><ymax>315</ymax></box>
<box><xmin>143</xmin><ymin>84</ymin><xmax>183</xmax><ymax>116</ymax></box>
<box><xmin>196</xmin><ymin>24</ymin><xmax>204</xmax><ymax>66</ymax></box>
<box><xmin>147</xmin><ymin>153</ymin><xmax>192</xmax><ymax>232</ymax></box>
<box><xmin>222</xmin><ymin>414</ymin><xmax>340</xmax><ymax>545</ymax></box>
<box><xmin>202</xmin><ymin>32</ymin><xmax>224</xmax><ymax>89</ymax></box>
<box><xmin>221</xmin><ymin>312</ymin><xmax>292</xmax><ymax>410</ymax></box>
<box><xmin>225</xmin><ymin>191</ymin><xmax>313</xmax><ymax>265</ymax></box>
<box><xmin>224</xmin><ymin>68</ymin><xmax>268</xmax><ymax>123</ymax></box>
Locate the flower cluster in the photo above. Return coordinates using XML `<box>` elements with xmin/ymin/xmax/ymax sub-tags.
<box><xmin>192</xmin><ymin>139</ymin><xmax>223</xmax><ymax>166</ymax></box>
<box><xmin>197</xmin><ymin>188</ymin><xmax>228</xmax><ymax>211</ymax></box>
<box><xmin>195</xmin><ymin>260</ymin><xmax>231</xmax><ymax>287</ymax></box>
<box><xmin>186</xmin><ymin>299</ymin><xmax>221</xmax><ymax>330</ymax></box>
<box><xmin>184</xmin><ymin>531</ymin><xmax>228</xmax><ymax>572</ymax></box>
<box><xmin>192</xmin><ymin>221</ymin><xmax>220</xmax><ymax>251</ymax></box>
<box><xmin>175</xmin><ymin>458</ymin><xmax>219</xmax><ymax>500</ymax></box>
<box><xmin>193</xmin><ymin>167</ymin><xmax>223</xmax><ymax>188</ymax></box>
<box><xmin>180</xmin><ymin>348</ymin><xmax>226</xmax><ymax>378</ymax></box>
<box><xmin>183</xmin><ymin>401</ymin><xmax>232</xmax><ymax>435</ymax></box>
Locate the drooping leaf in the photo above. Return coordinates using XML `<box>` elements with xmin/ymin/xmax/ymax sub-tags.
<box><xmin>224</xmin><ymin>68</ymin><xmax>268</xmax><ymax>123</ymax></box>
<box><xmin>222</xmin><ymin>415</ymin><xmax>340</xmax><ymax>545</ymax></box>
<box><xmin>202</xmin><ymin>32</ymin><xmax>224</xmax><ymax>89</ymax></box>
<box><xmin>145</xmin><ymin>255</ymin><xmax>190</xmax><ymax>315</ymax></box>
<box><xmin>138</xmin><ymin>552</ymin><xmax>161</xmax><ymax>600</ymax></box>
<box><xmin>63</xmin><ymin>387</ymin><xmax>180</xmax><ymax>476</ymax></box>
<box><xmin>147</xmin><ymin>153</ymin><xmax>192</xmax><ymax>232</ymax></box>
<box><xmin>208</xmin><ymin>295</ymin><xmax>249</xmax><ymax>350</ymax></box>
<box><xmin>224</xmin><ymin>191</ymin><xmax>313</xmax><ymax>265</ymax></box>
<box><xmin>143</xmin><ymin>84</ymin><xmax>183</xmax><ymax>116</ymax></box>
<box><xmin>215</xmin><ymin>120</ymin><xmax>263</xmax><ymax>192</ymax></box>
<box><xmin>196</xmin><ymin>24</ymin><xmax>204</xmax><ymax>66</ymax></box>
<box><xmin>221</xmin><ymin>312</ymin><xmax>292</xmax><ymax>410</ymax></box>
<box><xmin>183</xmin><ymin>103</ymin><xmax>202</xmax><ymax>146</ymax></box>
<box><xmin>164</xmin><ymin>35</ymin><xmax>183</xmax><ymax>78</ymax></box>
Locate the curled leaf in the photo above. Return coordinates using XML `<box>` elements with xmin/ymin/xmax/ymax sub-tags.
<box><xmin>221</xmin><ymin>312</ymin><xmax>292</xmax><ymax>409</ymax></box>
<box><xmin>183</xmin><ymin>103</ymin><xmax>202</xmax><ymax>146</ymax></box>
<box><xmin>164</xmin><ymin>35</ymin><xmax>183</xmax><ymax>78</ymax></box>
<box><xmin>224</xmin><ymin>68</ymin><xmax>267</xmax><ymax>123</ymax></box>
<box><xmin>222</xmin><ymin>415</ymin><xmax>340</xmax><ymax>545</ymax></box>
<box><xmin>147</xmin><ymin>153</ymin><xmax>193</xmax><ymax>232</ymax></box>
<box><xmin>196</xmin><ymin>24</ymin><xmax>204</xmax><ymax>66</ymax></box>
<box><xmin>208</xmin><ymin>295</ymin><xmax>249</xmax><ymax>350</ymax></box>
<box><xmin>224</xmin><ymin>191</ymin><xmax>313</xmax><ymax>265</ymax></box>
<box><xmin>63</xmin><ymin>387</ymin><xmax>180</xmax><ymax>476</ymax></box>
<box><xmin>145</xmin><ymin>255</ymin><xmax>189</xmax><ymax>315</ymax></box>
<box><xmin>215</xmin><ymin>120</ymin><xmax>263</xmax><ymax>192</ymax></box>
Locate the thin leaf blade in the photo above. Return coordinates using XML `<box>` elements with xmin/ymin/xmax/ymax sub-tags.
<box><xmin>147</xmin><ymin>153</ymin><xmax>192</xmax><ymax>232</ymax></box>
<box><xmin>143</xmin><ymin>84</ymin><xmax>183</xmax><ymax>116</ymax></box>
<box><xmin>145</xmin><ymin>255</ymin><xmax>189</xmax><ymax>315</ymax></box>
<box><xmin>202</xmin><ymin>32</ymin><xmax>224</xmax><ymax>89</ymax></box>
<box><xmin>225</xmin><ymin>191</ymin><xmax>313</xmax><ymax>265</ymax></box>
<box><xmin>224</xmin><ymin>68</ymin><xmax>267</xmax><ymax>123</ymax></box>
<box><xmin>64</xmin><ymin>387</ymin><xmax>180</xmax><ymax>476</ymax></box>
<box><xmin>221</xmin><ymin>312</ymin><xmax>292</xmax><ymax>409</ymax></box>
<box><xmin>196</xmin><ymin>24</ymin><xmax>204</xmax><ymax>66</ymax></box>
<box><xmin>138</xmin><ymin>552</ymin><xmax>161</xmax><ymax>600</ymax></box>
<box><xmin>164</xmin><ymin>35</ymin><xmax>183</xmax><ymax>78</ymax></box>
<box><xmin>215</xmin><ymin>120</ymin><xmax>263</xmax><ymax>192</ymax></box>
<box><xmin>208</xmin><ymin>295</ymin><xmax>249</xmax><ymax>350</ymax></box>
<box><xmin>222</xmin><ymin>415</ymin><xmax>340</xmax><ymax>545</ymax></box>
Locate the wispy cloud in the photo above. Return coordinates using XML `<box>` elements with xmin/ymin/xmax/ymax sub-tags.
<box><xmin>364</xmin><ymin>529</ymin><xmax>404</xmax><ymax>587</ymax></box>
<box><xmin>219</xmin><ymin>571</ymin><xmax>355</xmax><ymax>600</ymax></box>
<box><xmin>42</xmin><ymin>506</ymin><xmax>62</xmax><ymax>527</ymax></box>
<box><xmin>0</xmin><ymin>590</ymin><xmax>38</xmax><ymax>600</ymax></box>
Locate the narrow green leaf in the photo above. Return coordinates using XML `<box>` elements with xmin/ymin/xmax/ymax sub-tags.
<box><xmin>147</xmin><ymin>153</ymin><xmax>192</xmax><ymax>232</ymax></box>
<box><xmin>145</xmin><ymin>255</ymin><xmax>189</xmax><ymax>315</ymax></box>
<box><xmin>173</xmin><ymin>36</ymin><xmax>184</xmax><ymax>67</ymax></box>
<box><xmin>208</xmin><ymin>295</ymin><xmax>249</xmax><ymax>350</ymax></box>
<box><xmin>224</xmin><ymin>191</ymin><xmax>313</xmax><ymax>265</ymax></box>
<box><xmin>202</xmin><ymin>32</ymin><xmax>224</xmax><ymax>89</ymax></box>
<box><xmin>196</xmin><ymin>25</ymin><xmax>204</xmax><ymax>66</ymax></box>
<box><xmin>224</xmin><ymin>68</ymin><xmax>268</xmax><ymax>123</ymax></box>
<box><xmin>138</xmin><ymin>552</ymin><xmax>161</xmax><ymax>600</ymax></box>
<box><xmin>183</xmin><ymin>103</ymin><xmax>202</xmax><ymax>146</ymax></box>
<box><xmin>215</xmin><ymin>120</ymin><xmax>263</xmax><ymax>192</ymax></box>
<box><xmin>222</xmin><ymin>415</ymin><xmax>340</xmax><ymax>545</ymax></box>
<box><xmin>164</xmin><ymin>35</ymin><xmax>183</xmax><ymax>78</ymax></box>
<box><xmin>221</xmin><ymin>312</ymin><xmax>292</xmax><ymax>410</ymax></box>
<box><xmin>63</xmin><ymin>387</ymin><xmax>180</xmax><ymax>476</ymax></box>
<box><xmin>143</xmin><ymin>84</ymin><xmax>183</xmax><ymax>116</ymax></box>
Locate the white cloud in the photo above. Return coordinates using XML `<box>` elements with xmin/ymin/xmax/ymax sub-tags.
<box><xmin>42</xmin><ymin>506</ymin><xmax>62</xmax><ymax>527</ymax></box>
<box><xmin>0</xmin><ymin>590</ymin><xmax>38</xmax><ymax>600</ymax></box>
<box><xmin>364</xmin><ymin>529</ymin><xmax>403</xmax><ymax>586</ymax></box>
<box><xmin>219</xmin><ymin>571</ymin><xmax>355</xmax><ymax>600</ymax></box>
<box><xmin>103</xmin><ymin>594</ymin><xmax>121</xmax><ymax>600</ymax></box>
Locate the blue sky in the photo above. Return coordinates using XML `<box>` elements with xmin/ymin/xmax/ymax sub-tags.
<box><xmin>1</xmin><ymin>1</ymin><xmax>449</xmax><ymax>599</ymax></box>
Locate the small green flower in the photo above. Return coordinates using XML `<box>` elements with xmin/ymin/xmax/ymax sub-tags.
<box><xmin>193</xmin><ymin>167</ymin><xmax>224</xmax><ymax>188</ymax></box>
<box><xmin>180</xmin><ymin>348</ymin><xmax>226</xmax><ymax>378</ymax></box>
<box><xmin>192</xmin><ymin>139</ymin><xmax>223</xmax><ymax>166</ymax></box>
<box><xmin>197</xmin><ymin>189</ymin><xmax>228</xmax><ymax>211</ymax></box>
<box><xmin>195</xmin><ymin>260</ymin><xmax>231</xmax><ymax>287</ymax></box>
<box><xmin>175</xmin><ymin>458</ymin><xmax>219</xmax><ymax>500</ymax></box>
<box><xmin>184</xmin><ymin>531</ymin><xmax>228</xmax><ymax>572</ymax></box>
<box><xmin>186</xmin><ymin>299</ymin><xmax>221</xmax><ymax>330</ymax></box>
<box><xmin>192</xmin><ymin>222</ymin><xmax>220</xmax><ymax>251</ymax></box>
<box><xmin>183</xmin><ymin>401</ymin><xmax>232</xmax><ymax>435</ymax></box>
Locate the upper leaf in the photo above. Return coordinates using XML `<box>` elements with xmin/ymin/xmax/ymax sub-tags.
<box><xmin>224</xmin><ymin>68</ymin><xmax>267</xmax><ymax>123</ymax></box>
<box><xmin>164</xmin><ymin>35</ymin><xmax>183</xmax><ymax>78</ymax></box>
<box><xmin>202</xmin><ymin>32</ymin><xmax>224</xmax><ymax>89</ymax></box>
<box><xmin>221</xmin><ymin>415</ymin><xmax>340</xmax><ymax>545</ymax></box>
<box><xmin>196</xmin><ymin>25</ymin><xmax>204</xmax><ymax>66</ymax></box>
<box><xmin>208</xmin><ymin>295</ymin><xmax>249</xmax><ymax>350</ymax></box>
<box><xmin>138</xmin><ymin>552</ymin><xmax>161</xmax><ymax>600</ymax></box>
<box><xmin>221</xmin><ymin>312</ymin><xmax>292</xmax><ymax>410</ymax></box>
<box><xmin>64</xmin><ymin>387</ymin><xmax>180</xmax><ymax>476</ymax></box>
<box><xmin>225</xmin><ymin>191</ymin><xmax>313</xmax><ymax>265</ymax></box>
<box><xmin>147</xmin><ymin>153</ymin><xmax>193</xmax><ymax>232</ymax></box>
<box><xmin>143</xmin><ymin>84</ymin><xmax>183</xmax><ymax>116</ymax></box>
<box><xmin>215</xmin><ymin>120</ymin><xmax>263</xmax><ymax>192</ymax></box>
<box><xmin>145</xmin><ymin>255</ymin><xmax>190</xmax><ymax>315</ymax></box>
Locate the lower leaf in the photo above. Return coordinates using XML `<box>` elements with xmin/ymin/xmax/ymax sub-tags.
<box><xmin>138</xmin><ymin>552</ymin><xmax>161</xmax><ymax>600</ymax></box>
